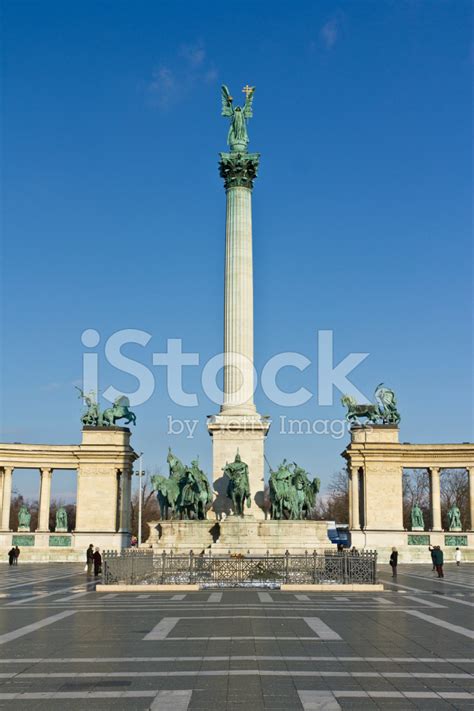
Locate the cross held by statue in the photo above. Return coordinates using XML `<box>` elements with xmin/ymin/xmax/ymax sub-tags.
<box><xmin>242</xmin><ymin>84</ymin><xmax>254</xmax><ymax>97</ymax></box>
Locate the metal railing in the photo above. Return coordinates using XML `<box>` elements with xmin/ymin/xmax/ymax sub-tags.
<box><xmin>103</xmin><ymin>549</ymin><xmax>154</xmax><ymax>584</ymax></box>
<box><xmin>102</xmin><ymin>549</ymin><xmax>377</xmax><ymax>586</ymax></box>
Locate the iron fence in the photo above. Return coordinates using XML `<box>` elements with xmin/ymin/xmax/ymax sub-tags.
<box><xmin>102</xmin><ymin>549</ymin><xmax>377</xmax><ymax>586</ymax></box>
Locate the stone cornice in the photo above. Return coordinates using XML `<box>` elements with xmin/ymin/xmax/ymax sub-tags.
<box><xmin>219</xmin><ymin>152</ymin><xmax>260</xmax><ymax>190</ymax></box>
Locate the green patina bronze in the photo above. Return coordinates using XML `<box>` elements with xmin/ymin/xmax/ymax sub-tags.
<box><xmin>76</xmin><ymin>387</ymin><xmax>136</xmax><ymax>427</ymax></box>
<box><xmin>341</xmin><ymin>383</ymin><xmax>401</xmax><ymax>426</ymax></box>
<box><xmin>49</xmin><ymin>535</ymin><xmax>72</xmax><ymax>547</ymax></box>
<box><xmin>221</xmin><ymin>84</ymin><xmax>255</xmax><ymax>153</ymax></box>
<box><xmin>447</xmin><ymin>504</ymin><xmax>462</xmax><ymax>530</ymax></box>
<box><xmin>445</xmin><ymin>535</ymin><xmax>467</xmax><ymax>546</ymax></box>
<box><xmin>407</xmin><ymin>534</ymin><xmax>430</xmax><ymax>546</ymax></box>
<box><xmin>268</xmin><ymin>460</ymin><xmax>320</xmax><ymax>520</ymax></box>
<box><xmin>55</xmin><ymin>507</ymin><xmax>68</xmax><ymax>531</ymax></box>
<box><xmin>12</xmin><ymin>534</ymin><xmax>34</xmax><ymax>546</ymax></box>
<box><xmin>219</xmin><ymin>84</ymin><xmax>260</xmax><ymax>190</ymax></box>
<box><xmin>151</xmin><ymin>449</ymin><xmax>212</xmax><ymax>520</ymax></box>
<box><xmin>17</xmin><ymin>505</ymin><xmax>31</xmax><ymax>530</ymax></box>
<box><xmin>224</xmin><ymin>452</ymin><xmax>251</xmax><ymax>517</ymax></box>
<box><xmin>411</xmin><ymin>504</ymin><xmax>425</xmax><ymax>530</ymax></box>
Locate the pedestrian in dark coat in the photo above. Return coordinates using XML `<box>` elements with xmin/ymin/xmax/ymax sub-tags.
<box><xmin>389</xmin><ymin>547</ymin><xmax>398</xmax><ymax>577</ymax></box>
<box><xmin>93</xmin><ymin>548</ymin><xmax>102</xmax><ymax>577</ymax></box>
<box><xmin>13</xmin><ymin>546</ymin><xmax>20</xmax><ymax>565</ymax></box>
<box><xmin>86</xmin><ymin>544</ymin><xmax>94</xmax><ymax>575</ymax></box>
<box><xmin>429</xmin><ymin>545</ymin><xmax>436</xmax><ymax>571</ymax></box>
<box><xmin>8</xmin><ymin>548</ymin><xmax>15</xmax><ymax>566</ymax></box>
<box><xmin>433</xmin><ymin>546</ymin><xmax>444</xmax><ymax>578</ymax></box>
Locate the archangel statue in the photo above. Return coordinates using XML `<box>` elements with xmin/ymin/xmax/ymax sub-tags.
<box><xmin>411</xmin><ymin>503</ymin><xmax>424</xmax><ymax>530</ymax></box>
<box><xmin>341</xmin><ymin>383</ymin><xmax>400</xmax><ymax>425</ymax></box>
<box><xmin>221</xmin><ymin>84</ymin><xmax>255</xmax><ymax>153</ymax></box>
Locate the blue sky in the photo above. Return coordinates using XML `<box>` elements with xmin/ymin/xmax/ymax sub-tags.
<box><xmin>1</xmin><ymin>0</ymin><xmax>472</xmax><ymax>502</ymax></box>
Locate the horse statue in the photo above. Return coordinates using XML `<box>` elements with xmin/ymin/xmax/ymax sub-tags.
<box><xmin>224</xmin><ymin>453</ymin><xmax>251</xmax><ymax>517</ymax></box>
<box><xmin>167</xmin><ymin>448</ymin><xmax>186</xmax><ymax>482</ymax></box>
<box><xmin>101</xmin><ymin>396</ymin><xmax>137</xmax><ymax>426</ymax></box>
<box><xmin>269</xmin><ymin>460</ymin><xmax>297</xmax><ymax>520</ymax></box>
<box><xmin>341</xmin><ymin>383</ymin><xmax>400</xmax><ymax>425</ymax></box>
<box><xmin>76</xmin><ymin>387</ymin><xmax>101</xmax><ymax>426</ymax></box>
<box><xmin>151</xmin><ymin>474</ymin><xmax>180</xmax><ymax>520</ymax></box>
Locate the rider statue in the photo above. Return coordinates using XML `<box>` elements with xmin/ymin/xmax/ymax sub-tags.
<box><xmin>224</xmin><ymin>452</ymin><xmax>251</xmax><ymax>516</ymax></box>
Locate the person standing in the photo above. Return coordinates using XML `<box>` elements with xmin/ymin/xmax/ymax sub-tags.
<box><xmin>8</xmin><ymin>548</ymin><xmax>15</xmax><ymax>566</ymax></box>
<box><xmin>86</xmin><ymin>544</ymin><xmax>94</xmax><ymax>575</ymax></box>
<box><xmin>433</xmin><ymin>546</ymin><xmax>444</xmax><ymax>578</ymax></box>
<box><xmin>13</xmin><ymin>546</ymin><xmax>20</xmax><ymax>565</ymax></box>
<box><xmin>428</xmin><ymin>545</ymin><xmax>436</xmax><ymax>571</ymax></box>
<box><xmin>455</xmin><ymin>547</ymin><xmax>462</xmax><ymax>566</ymax></box>
<box><xmin>389</xmin><ymin>547</ymin><xmax>398</xmax><ymax>577</ymax></box>
<box><xmin>93</xmin><ymin>547</ymin><xmax>102</xmax><ymax>577</ymax></box>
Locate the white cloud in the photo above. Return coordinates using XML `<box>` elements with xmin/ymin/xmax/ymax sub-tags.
<box><xmin>320</xmin><ymin>17</ymin><xmax>340</xmax><ymax>49</ymax></box>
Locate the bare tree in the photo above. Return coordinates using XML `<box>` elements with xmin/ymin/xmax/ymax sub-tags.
<box><xmin>130</xmin><ymin>473</ymin><xmax>161</xmax><ymax>542</ymax></box>
<box><xmin>402</xmin><ymin>469</ymin><xmax>431</xmax><ymax>529</ymax></box>
<box><xmin>440</xmin><ymin>469</ymin><xmax>469</xmax><ymax>530</ymax></box>
<box><xmin>316</xmin><ymin>470</ymin><xmax>349</xmax><ymax>523</ymax></box>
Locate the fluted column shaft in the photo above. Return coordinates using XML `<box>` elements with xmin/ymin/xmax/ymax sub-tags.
<box><xmin>222</xmin><ymin>185</ymin><xmax>256</xmax><ymax>414</ymax></box>
<box><xmin>430</xmin><ymin>467</ymin><xmax>442</xmax><ymax>531</ymax></box>
<box><xmin>119</xmin><ymin>469</ymin><xmax>131</xmax><ymax>532</ymax></box>
<box><xmin>1</xmin><ymin>468</ymin><xmax>13</xmax><ymax>530</ymax></box>
<box><xmin>38</xmin><ymin>468</ymin><xmax>53</xmax><ymax>531</ymax></box>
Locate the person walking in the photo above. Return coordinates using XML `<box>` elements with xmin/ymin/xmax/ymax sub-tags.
<box><xmin>93</xmin><ymin>547</ymin><xmax>102</xmax><ymax>577</ymax></box>
<box><xmin>8</xmin><ymin>548</ymin><xmax>15</xmax><ymax>566</ymax></box>
<box><xmin>13</xmin><ymin>546</ymin><xmax>20</xmax><ymax>565</ymax></box>
<box><xmin>428</xmin><ymin>545</ymin><xmax>436</xmax><ymax>571</ymax></box>
<box><xmin>389</xmin><ymin>547</ymin><xmax>398</xmax><ymax>577</ymax></box>
<box><xmin>455</xmin><ymin>547</ymin><xmax>462</xmax><ymax>566</ymax></box>
<box><xmin>433</xmin><ymin>546</ymin><xmax>444</xmax><ymax>578</ymax></box>
<box><xmin>86</xmin><ymin>544</ymin><xmax>94</xmax><ymax>575</ymax></box>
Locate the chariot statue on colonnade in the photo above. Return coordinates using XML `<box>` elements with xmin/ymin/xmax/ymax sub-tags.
<box><xmin>76</xmin><ymin>387</ymin><xmax>136</xmax><ymax>427</ymax></box>
<box><xmin>341</xmin><ymin>383</ymin><xmax>400</xmax><ymax>426</ymax></box>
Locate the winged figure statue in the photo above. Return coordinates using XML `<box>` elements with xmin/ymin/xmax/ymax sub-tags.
<box><xmin>221</xmin><ymin>84</ymin><xmax>255</xmax><ymax>152</ymax></box>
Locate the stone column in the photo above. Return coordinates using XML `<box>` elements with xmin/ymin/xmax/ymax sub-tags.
<box><xmin>0</xmin><ymin>469</ymin><xmax>4</xmax><ymax>524</ymax></box>
<box><xmin>220</xmin><ymin>153</ymin><xmax>260</xmax><ymax>415</ymax></box>
<box><xmin>37</xmin><ymin>468</ymin><xmax>53</xmax><ymax>531</ymax></box>
<box><xmin>119</xmin><ymin>469</ymin><xmax>131</xmax><ymax>532</ymax></box>
<box><xmin>430</xmin><ymin>467</ymin><xmax>442</xmax><ymax>531</ymax></box>
<box><xmin>1</xmin><ymin>467</ymin><xmax>13</xmax><ymax>531</ymax></box>
<box><xmin>349</xmin><ymin>467</ymin><xmax>360</xmax><ymax>530</ymax></box>
<box><xmin>468</xmin><ymin>467</ymin><xmax>474</xmax><ymax>531</ymax></box>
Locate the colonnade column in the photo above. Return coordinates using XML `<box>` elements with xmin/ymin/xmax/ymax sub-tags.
<box><xmin>119</xmin><ymin>469</ymin><xmax>131</xmax><ymax>532</ymax></box>
<box><xmin>430</xmin><ymin>467</ymin><xmax>442</xmax><ymax>531</ymax></box>
<box><xmin>1</xmin><ymin>467</ymin><xmax>13</xmax><ymax>531</ymax></box>
<box><xmin>469</xmin><ymin>467</ymin><xmax>474</xmax><ymax>531</ymax></box>
<box><xmin>38</xmin><ymin>468</ymin><xmax>53</xmax><ymax>531</ymax></box>
<box><xmin>349</xmin><ymin>467</ymin><xmax>360</xmax><ymax>530</ymax></box>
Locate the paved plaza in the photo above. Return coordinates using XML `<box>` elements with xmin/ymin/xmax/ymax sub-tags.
<box><xmin>0</xmin><ymin>564</ymin><xmax>472</xmax><ymax>710</ymax></box>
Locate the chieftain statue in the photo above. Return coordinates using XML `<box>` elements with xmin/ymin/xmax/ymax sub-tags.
<box><xmin>268</xmin><ymin>460</ymin><xmax>320</xmax><ymax>520</ymax></box>
<box><xmin>55</xmin><ymin>507</ymin><xmax>68</xmax><ymax>531</ymax></box>
<box><xmin>18</xmin><ymin>505</ymin><xmax>31</xmax><ymax>530</ymax></box>
<box><xmin>341</xmin><ymin>383</ymin><xmax>400</xmax><ymax>426</ymax></box>
<box><xmin>223</xmin><ymin>452</ymin><xmax>251</xmax><ymax>517</ymax></box>
<box><xmin>76</xmin><ymin>387</ymin><xmax>136</xmax><ymax>427</ymax></box>
<box><xmin>221</xmin><ymin>84</ymin><xmax>255</xmax><ymax>153</ymax></box>
<box><xmin>151</xmin><ymin>449</ymin><xmax>212</xmax><ymax>521</ymax></box>
<box><xmin>448</xmin><ymin>504</ymin><xmax>462</xmax><ymax>530</ymax></box>
<box><xmin>411</xmin><ymin>503</ymin><xmax>425</xmax><ymax>530</ymax></box>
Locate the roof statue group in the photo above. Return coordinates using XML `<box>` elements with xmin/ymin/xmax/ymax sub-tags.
<box><xmin>151</xmin><ymin>449</ymin><xmax>320</xmax><ymax>520</ymax></box>
<box><xmin>76</xmin><ymin>388</ymin><xmax>136</xmax><ymax>427</ymax></box>
<box><xmin>341</xmin><ymin>383</ymin><xmax>400</xmax><ymax>425</ymax></box>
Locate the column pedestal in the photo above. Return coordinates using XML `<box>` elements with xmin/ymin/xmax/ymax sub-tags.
<box><xmin>208</xmin><ymin>414</ymin><xmax>270</xmax><ymax>520</ymax></box>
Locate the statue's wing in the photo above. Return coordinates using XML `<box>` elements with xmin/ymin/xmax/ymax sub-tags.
<box><xmin>115</xmin><ymin>395</ymin><xmax>130</xmax><ymax>407</ymax></box>
<box><xmin>243</xmin><ymin>87</ymin><xmax>255</xmax><ymax>118</ymax></box>
<box><xmin>221</xmin><ymin>85</ymin><xmax>233</xmax><ymax>117</ymax></box>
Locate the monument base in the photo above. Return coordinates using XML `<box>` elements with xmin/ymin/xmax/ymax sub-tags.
<box><xmin>148</xmin><ymin>518</ymin><xmax>331</xmax><ymax>554</ymax></box>
<box><xmin>207</xmin><ymin>413</ymin><xmax>270</xmax><ymax>520</ymax></box>
<box><xmin>349</xmin><ymin>529</ymin><xmax>474</xmax><ymax>563</ymax></box>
